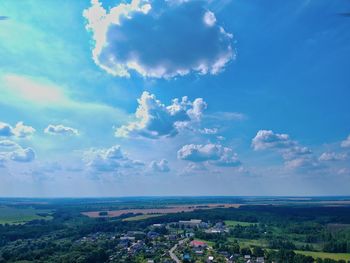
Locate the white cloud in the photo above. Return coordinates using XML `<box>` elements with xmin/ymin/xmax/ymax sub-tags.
<box><xmin>252</xmin><ymin>130</ymin><xmax>320</xmax><ymax>171</ymax></box>
<box><xmin>0</xmin><ymin>139</ymin><xmax>36</xmax><ymax>164</ymax></box>
<box><xmin>341</xmin><ymin>134</ymin><xmax>350</xmax><ymax>148</ymax></box>
<box><xmin>115</xmin><ymin>91</ymin><xmax>207</xmax><ymax>139</ymax></box>
<box><xmin>203</xmin><ymin>11</ymin><xmax>216</xmax><ymax>27</ymax></box>
<box><xmin>44</xmin><ymin>124</ymin><xmax>79</xmax><ymax>136</ymax></box>
<box><xmin>0</xmin><ymin>121</ymin><xmax>35</xmax><ymax>138</ymax></box>
<box><xmin>177</xmin><ymin>143</ymin><xmax>241</xmax><ymax>167</ymax></box>
<box><xmin>319</xmin><ymin>152</ymin><xmax>347</xmax><ymax>162</ymax></box>
<box><xmin>10</xmin><ymin>147</ymin><xmax>36</xmax><ymax>162</ymax></box>
<box><xmin>149</xmin><ymin>159</ymin><xmax>170</xmax><ymax>173</ymax></box>
<box><xmin>84</xmin><ymin>145</ymin><xmax>144</xmax><ymax>173</ymax></box>
<box><xmin>0</xmin><ymin>140</ymin><xmax>20</xmax><ymax>150</ymax></box>
<box><xmin>284</xmin><ymin>157</ymin><xmax>320</xmax><ymax>171</ymax></box>
<box><xmin>251</xmin><ymin>130</ymin><xmax>295</xmax><ymax>151</ymax></box>
<box><xmin>198</xmin><ymin>127</ymin><xmax>219</xmax><ymax>135</ymax></box>
<box><xmin>0</xmin><ymin>122</ymin><xmax>14</xmax><ymax>137</ymax></box>
<box><xmin>83</xmin><ymin>0</ymin><xmax>234</xmax><ymax>78</ymax></box>
<box><xmin>12</xmin><ymin>122</ymin><xmax>36</xmax><ymax>138</ymax></box>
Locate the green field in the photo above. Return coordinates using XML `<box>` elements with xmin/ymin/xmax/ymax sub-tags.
<box><xmin>225</xmin><ymin>220</ymin><xmax>256</xmax><ymax>227</ymax></box>
<box><xmin>229</xmin><ymin>238</ymin><xmax>268</xmax><ymax>248</ymax></box>
<box><xmin>122</xmin><ymin>214</ymin><xmax>164</xmax><ymax>221</ymax></box>
<box><xmin>0</xmin><ymin>206</ymin><xmax>52</xmax><ymax>225</ymax></box>
<box><xmin>295</xmin><ymin>250</ymin><xmax>350</xmax><ymax>261</ymax></box>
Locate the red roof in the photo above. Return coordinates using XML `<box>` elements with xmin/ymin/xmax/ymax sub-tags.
<box><xmin>190</xmin><ymin>240</ymin><xmax>207</xmax><ymax>247</ymax></box>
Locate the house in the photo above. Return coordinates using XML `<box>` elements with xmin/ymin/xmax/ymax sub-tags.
<box><xmin>168</xmin><ymin>234</ymin><xmax>177</xmax><ymax>241</ymax></box>
<box><xmin>199</xmin><ymin>222</ymin><xmax>209</xmax><ymax>228</ymax></box>
<box><xmin>120</xmin><ymin>236</ymin><xmax>135</xmax><ymax>241</ymax></box>
<box><xmin>244</xmin><ymin>255</ymin><xmax>251</xmax><ymax>262</ymax></box>
<box><xmin>190</xmin><ymin>240</ymin><xmax>208</xmax><ymax>248</ymax></box>
<box><xmin>128</xmin><ymin>241</ymin><xmax>145</xmax><ymax>254</ymax></box>
<box><xmin>184</xmin><ymin>231</ymin><xmax>195</xmax><ymax>238</ymax></box>
<box><xmin>207</xmin><ymin>255</ymin><xmax>214</xmax><ymax>262</ymax></box>
<box><xmin>147</xmin><ymin>231</ymin><xmax>160</xmax><ymax>239</ymax></box>
<box><xmin>256</xmin><ymin>257</ymin><xmax>265</xmax><ymax>263</ymax></box>
<box><xmin>183</xmin><ymin>254</ymin><xmax>191</xmax><ymax>261</ymax></box>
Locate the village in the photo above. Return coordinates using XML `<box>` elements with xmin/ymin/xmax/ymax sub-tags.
<box><xmin>77</xmin><ymin>218</ymin><xmax>266</xmax><ymax>263</ymax></box>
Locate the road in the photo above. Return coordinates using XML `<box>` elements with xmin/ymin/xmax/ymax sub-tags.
<box><xmin>169</xmin><ymin>238</ymin><xmax>187</xmax><ymax>263</ymax></box>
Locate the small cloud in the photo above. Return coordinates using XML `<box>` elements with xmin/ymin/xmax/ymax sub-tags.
<box><xmin>252</xmin><ymin>129</ymin><xmax>320</xmax><ymax>171</ymax></box>
<box><xmin>341</xmin><ymin>134</ymin><xmax>350</xmax><ymax>148</ymax></box>
<box><xmin>0</xmin><ymin>140</ymin><xmax>20</xmax><ymax>150</ymax></box>
<box><xmin>252</xmin><ymin>130</ymin><xmax>295</xmax><ymax>151</ymax></box>
<box><xmin>319</xmin><ymin>152</ymin><xmax>347</xmax><ymax>162</ymax></box>
<box><xmin>115</xmin><ymin>91</ymin><xmax>207</xmax><ymax>139</ymax></box>
<box><xmin>0</xmin><ymin>122</ymin><xmax>14</xmax><ymax>137</ymax></box>
<box><xmin>177</xmin><ymin>143</ymin><xmax>241</xmax><ymax>167</ymax></box>
<box><xmin>198</xmin><ymin>127</ymin><xmax>219</xmax><ymax>135</ymax></box>
<box><xmin>149</xmin><ymin>159</ymin><xmax>170</xmax><ymax>173</ymax></box>
<box><xmin>0</xmin><ymin>121</ymin><xmax>35</xmax><ymax>138</ymax></box>
<box><xmin>10</xmin><ymin>147</ymin><xmax>36</xmax><ymax>163</ymax></box>
<box><xmin>44</xmin><ymin>124</ymin><xmax>79</xmax><ymax>136</ymax></box>
<box><xmin>203</xmin><ymin>11</ymin><xmax>216</xmax><ymax>27</ymax></box>
<box><xmin>13</xmin><ymin>122</ymin><xmax>36</xmax><ymax>138</ymax></box>
<box><xmin>84</xmin><ymin>145</ymin><xmax>144</xmax><ymax>173</ymax></box>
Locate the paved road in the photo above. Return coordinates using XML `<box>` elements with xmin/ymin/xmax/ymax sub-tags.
<box><xmin>169</xmin><ymin>238</ymin><xmax>187</xmax><ymax>263</ymax></box>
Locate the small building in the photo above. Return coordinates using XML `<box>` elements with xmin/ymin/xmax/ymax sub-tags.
<box><xmin>190</xmin><ymin>240</ymin><xmax>208</xmax><ymax>248</ymax></box>
<box><xmin>256</xmin><ymin>257</ymin><xmax>265</xmax><ymax>263</ymax></box>
<box><xmin>207</xmin><ymin>255</ymin><xmax>214</xmax><ymax>262</ymax></box>
<box><xmin>147</xmin><ymin>231</ymin><xmax>160</xmax><ymax>239</ymax></box>
<box><xmin>183</xmin><ymin>254</ymin><xmax>191</xmax><ymax>261</ymax></box>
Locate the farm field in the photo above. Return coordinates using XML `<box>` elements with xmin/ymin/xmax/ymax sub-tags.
<box><xmin>0</xmin><ymin>206</ymin><xmax>52</xmax><ymax>224</ymax></box>
<box><xmin>82</xmin><ymin>203</ymin><xmax>241</xmax><ymax>218</ymax></box>
<box><xmin>295</xmin><ymin>250</ymin><xmax>350</xmax><ymax>261</ymax></box>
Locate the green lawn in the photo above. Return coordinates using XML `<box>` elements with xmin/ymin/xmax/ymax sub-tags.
<box><xmin>0</xmin><ymin>206</ymin><xmax>52</xmax><ymax>225</ymax></box>
<box><xmin>122</xmin><ymin>214</ymin><xmax>164</xmax><ymax>221</ymax></box>
<box><xmin>295</xmin><ymin>250</ymin><xmax>350</xmax><ymax>261</ymax></box>
<box><xmin>228</xmin><ymin>238</ymin><xmax>268</xmax><ymax>248</ymax></box>
<box><xmin>225</xmin><ymin>220</ymin><xmax>256</xmax><ymax>227</ymax></box>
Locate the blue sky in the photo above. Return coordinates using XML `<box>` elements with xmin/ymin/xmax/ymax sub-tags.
<box><xmin>0</xmin><ymin>0</ymin><xmax>349</xmax><ymax>197</ymax></box>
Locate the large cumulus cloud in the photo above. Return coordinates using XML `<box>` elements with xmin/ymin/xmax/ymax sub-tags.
<box><xmin>83</xmin><ymin>0</ymin><xmax>234</xmax><ymax>78</ymax></box>
<box><xmin>115</xmin><ymin>91</ymin><xmax>207</xmax><ymax>139</ymax></box>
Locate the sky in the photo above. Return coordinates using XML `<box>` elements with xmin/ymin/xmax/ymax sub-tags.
<box><xmin>0</xmin><ymin>0</ymin><xmax>349</xmax><ymax>197</ymax></box>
